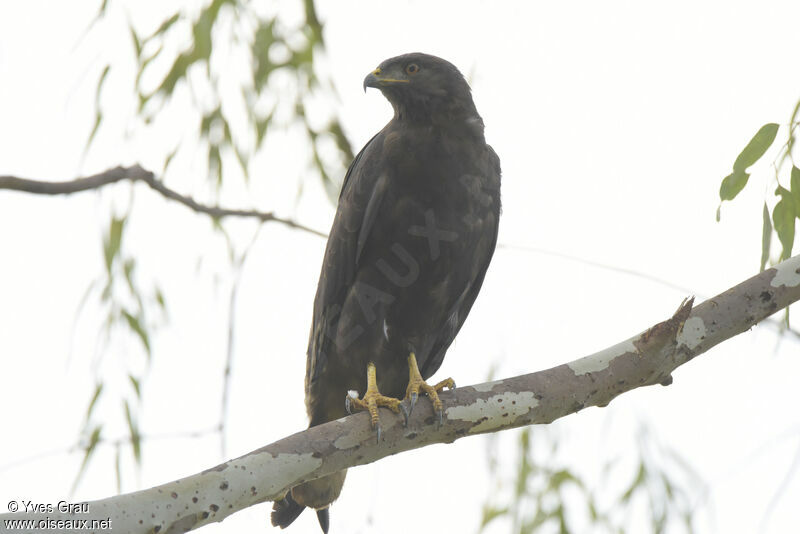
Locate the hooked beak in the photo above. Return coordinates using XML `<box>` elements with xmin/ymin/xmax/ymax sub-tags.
<box><xmin>363</xmin><ymin>67</ymin><xmax>409</xmax><ymax>92</ymax></box>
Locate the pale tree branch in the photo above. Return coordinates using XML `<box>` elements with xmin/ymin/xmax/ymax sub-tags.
<box><xmin>1</xmin><ymin>255</ymin><xmax>799</xmax><ymax>533</ymax></box>
<box><xmin>0</xmin><ymin>165</ymin><xmax>326</xmax><ymax>237</ymax></box>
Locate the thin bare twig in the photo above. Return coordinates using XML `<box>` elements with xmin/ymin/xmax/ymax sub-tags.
<box><xmin>219</xmin><ymin>227</ymin><xmax>263</xmax><ymax>457</ymax></box>
<box><xmin>500</xmin><ymin>242</ymin><xmax>800</xmax><ymax>341</ymax></box>
<box><xmin>0</xmin><ymin>165</ymin><xmax>326</xmax><ymax>237</ymax></box>
<box><xmin>0</xmin><ymin>425</ymin><xmax>222</xmax><ymax>476</ymax></box>
<box><xmin>499</xmin><ymin>243</ymin><xmax>697</xmax><ymax>295</ymax></box>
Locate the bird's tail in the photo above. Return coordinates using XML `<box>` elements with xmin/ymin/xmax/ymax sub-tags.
<box><xmin>271</xmin><ymin>494</ymin><xmax>305</xmax><ymax>529</ymax></box>
<box><xmin>270</xmin><ymin>494</ymin><xmax>331</xmax><ymax>533</ymax></box>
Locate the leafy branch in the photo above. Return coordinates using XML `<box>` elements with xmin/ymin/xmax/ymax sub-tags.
<box><xmin>717</xmin><ymin>99</ymin><xmax>800</xmax><ymax>269</ymax></box>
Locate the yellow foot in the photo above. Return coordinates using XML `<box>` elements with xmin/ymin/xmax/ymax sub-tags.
<box><xmin>345</xmin><ymin>362</ymin><xmax>408</xmax><ymax>441</ymax></box>
<box><xmin>405</xmin><ymin>352</ymin><xmax>455</xmax><ymax>425</ymax></box>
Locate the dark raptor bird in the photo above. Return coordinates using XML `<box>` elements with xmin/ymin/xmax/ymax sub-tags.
<box><xmin>271</xmin><ymin>52</ymin><xmax>501</xmax><ymax>532</ymax></box>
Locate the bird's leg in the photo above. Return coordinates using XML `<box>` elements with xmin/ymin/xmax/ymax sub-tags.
<box><xmin>345</xmin><ymin>362</ymin><xmax>407</xmax><ymax>441</ymax></box>
<box><xmin>404</xmin><ymin>352</ymin><xmax>455</xmax><ymax>425</ymax></box>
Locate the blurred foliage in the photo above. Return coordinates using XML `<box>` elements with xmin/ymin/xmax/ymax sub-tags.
<box><xmin>74</xmin><ymin>0</ymin><xmax>355</xmax><ymax>490</ymax></box>
<box><xmin>94</xmin><ymin>0</ymin><xmax>353</xmax><ymax>192</ymax></box>
<box><xmin>717</xmin><ymin>99</ymin><xmax>800</xmax><ymax>268</ymax></box>
<box><xmin>479</xmin><ymin>423</ymin><xmax>706</xmax><ymax>534</ymax></box>
<box><xmin>73</xmin><ymin>209</ymin><xmax>166</xmax><ymax>493</ymax></box>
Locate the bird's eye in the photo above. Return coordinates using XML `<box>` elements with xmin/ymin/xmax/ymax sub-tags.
<box><xmin>405</xmin><ymin>63</ymin><xmax>420</xmax><ymax>75</ymax></box>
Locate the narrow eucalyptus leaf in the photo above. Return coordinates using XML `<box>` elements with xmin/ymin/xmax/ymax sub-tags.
<box><xmin>719</xmin><ymin>170</ymin><xmax>749</xmax><ymax>201</ymax></box>
<box><xmin>479</xmin><ymin>506</ymin><xmax>509</xmax><ymax>527</ymax></box>
<box><xmin>733</xmin><ymin>123</ymin><xmax>779</xmax><ymax>171</ymax></box>
<box><xmin>96</xmin><ymin>65</ymin><xmax>111</xmax><ymax>101</ymax></box>
<box><xmin>791</xmin><ymin>165</ymin><xmax>800</xmax><ymax>209</ymax></box>
<box><xmin>72</xmin><ymin>425</ymin><xmax>103</xmax><ymax>494</ymax></box>
<box><xmin>151</xmin><ymin>13</ymin><xmax>180</xmax><ymax>40</ymax></box>
<box><xmin>130</xmin><ymin>25</ymin><xmax>141</xmax><ymax>57</ymax></box>
<box><xmin>122</xmin><ymin>309</ymin><xmax>151</xmax><ymax>354</ymax></box>
<box><xmin>773</xmin><ymin>198</ymin><xmax>796</xmax><ymax>260</ymax></box>
<box><xmin>129</xmin><ymin>375</ymin><xmax>141</xmax><ymax>398</ymax></box>
<box><xmin>123</xmin><ymin>400</ymin><xmax>142</xmax><ymax>464</ymax></box>
<box><xmin>85</xmin><ymin>383</ymin><xmax>104</xmax><ymax>422</ymax></box>
<box><xmin>86</xmin><ymin>112</ymin><xmax>102</xmax><ymax>152</ymax></box>
<box><xmin>107</xmin><ymin>216</ymin><xmax>125</xmax><ymax>269</ymax></box>
<box><xmin>760</xmin><ymin>203</ymin><xmax>772</xmax><ymax>272</ymax></box>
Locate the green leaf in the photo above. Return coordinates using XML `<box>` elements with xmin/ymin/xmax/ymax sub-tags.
<box><xmin>135</xmin><ymin>43</ymin><xmax>164</xmax><ymax>93</ymax></box>
<box><xmin>103</xmin><ymin>216</ymin><xmax>126</xmax><ymax>273</ymax></box>
<box><xmin>620</xmin><ymin>462</ymin><xmax>646</xmax><ymax>503</ymax></box>
<box><xmin>114</xmin><ymin>444</ymin><xmax>122</xmax><ymax>494</ymax></box>
<box><xmin>96</xmin><ymin>65</ymin><xmax>111</xmax><ymax>102</ymax></box>
<box><xmin>123</xmin><ymin>400</ymin><xmax>141</xmax><ymax>464</ymax></box>
<box><xmin>760</xmin><ymin>202</ymin><xmax>772</xmax><ymax>271</ymax></box>
<box><xmin>733</xmin><ymin>123</ymin><xmax>779</xmax><ymax>171</ymax></box>
<box><xmin>193</xmin><ymin>0</ymin><xmax>231</xmax><ymax>61</ymax></box>
<box><xmin>86</xmin><ymin>112</ymin><xmax>103</xmax><ymax>153</ymax></box>
<box><xmin>72</xmin><ymin>424</ymin><xmax>102</xmax><ymax>494</ymax></box>
<box><xmin>163</xmin><ymin>144</ymin><xmax>179</xmax><ymax>173</ymax></box>
<box><xmin>122</xmin><ymin>257</ymin><xmax>136</xmax><ymax>295</ymax></box>
<box><xmin>255</xmin><ymin>109</ymin><xmax>275</xmax><ymax>147</ymax></box>
<box><xmin>86</xmin><ymin>65</ymin><xmax>110</xmax><ymax>151</ymax></box>
<box><xmin>773</xmin><ymin>196</ymin><xmax>796</xmax><ymax>261</ymax></box>
<box><xmin>514</xmin><ymin>428</ymin><xmax>532</xmax><ymax>498</ymax></box>
<box><xmin>129</xmin><ymin>374</ymin><xmax>141</xmax><ymax>399</ymax></box>
<box><xmin>121</xmin><ymin>309</ymin><xmax>151</xmax><ymax>354</ymax></box>
<box><xmin>154</xmin><ymin>51</ymin><xmax>193</xmax><ymax>97</ymax></box>
<box><xmin>548</xmin><ymin>469</ymin><xmax>581</xmax><ymax>491</ymax></box>
<box><xmin>719</xmin><ymin>169</ymin><xmax>749</xmax><ymax>201</ymax></box>
<box><xmin>479</xmin><ymin>505</ymin><xmax>509</xmax><ymax>527</ymax></box>
<box><xmin>588</xmin><ymin>499</ymin><xmax>599</xmax><ymax>521</ymax></box>
<box><xmin>155</xmin><ymin>286</ymin><xmax>166</xmax><ymax>311</ymax></box>
<box><xmin>130</xmin><ymin>25</ymin><xmax>141</xmax><ymax>58</ymax></box>
<box><xmin>776</xmin><ymin>184</ymin><xmax>794</xmax><ymax>204</ymax></box>
<box><xmin>253</xmin><ymin>20</ymin><xmax>278</xmax><ymax>89</ymax></box>
<box><xmin>149</xmin><ymin>13</ymin><xmax>180</xmax><ymax>40</ymax></box>
<box><xmin>234</xmin><ymin>145</ymin><xmax>249</xmax><ymax>180</ymax></box>
<box><xmin>208</xmin><ymin>143</ymin><xmax>222</xmax><ymax>185</ymax></box>
<box><xmin>791</xmin><ymin>165</ymin><xmax>800</xmax><ymax>209</ymax></box>
<box><xmin>85</xmin><ymin>424</ymin><xmax>102</xmax><ymax>459</ymax></box>
<box><xmin>84</xmin><ymin>383</ymin><xmax>103</xmax><ymax>423</ymax></box>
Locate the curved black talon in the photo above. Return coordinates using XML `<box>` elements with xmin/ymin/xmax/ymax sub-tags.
<box><xmin>399</xmin><ymin>403</ymin><xmax>409</xmax><ymax>426</ymax></box>
<box><xmin>376</xmin><ymin>423</ymin><xmax>382</xmax><ymax>443</ymax></box>
<box><xmin>345</xmin><ymin>396</ymin><xmax>353</xmax><ymax>415</ymax></box>
<box><xmin>409</xmin><ymin>391</ymin><xmax>418</xmax><ymax>415</ymax></box>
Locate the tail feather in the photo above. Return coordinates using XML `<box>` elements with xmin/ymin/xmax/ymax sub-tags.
<box><xmin>271</xmin><ymin>494</ymin><xmax>305</xmax><ymax>529</ymax></box>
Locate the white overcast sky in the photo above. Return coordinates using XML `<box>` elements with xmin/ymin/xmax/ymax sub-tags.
<box><xmin>2</xmin><ymin>1</ymin><xmax>800</xmax><ymax>533</ymax></box>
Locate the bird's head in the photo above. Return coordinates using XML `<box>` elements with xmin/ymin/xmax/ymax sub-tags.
<box><xmin>363</xmin><ymin>53</ymin><xmax>479</xmax><ymax>124</ymax></box>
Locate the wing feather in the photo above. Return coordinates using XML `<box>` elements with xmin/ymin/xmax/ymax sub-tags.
<box><xmin>306</xmin><ymin>132</ymin><xmax>385</xmax><ymax>385</ymax></box>
<box><xmin>420</xmin><ymin>146</ymin><xmax>501</xmax><ymax>378</ymax></box>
